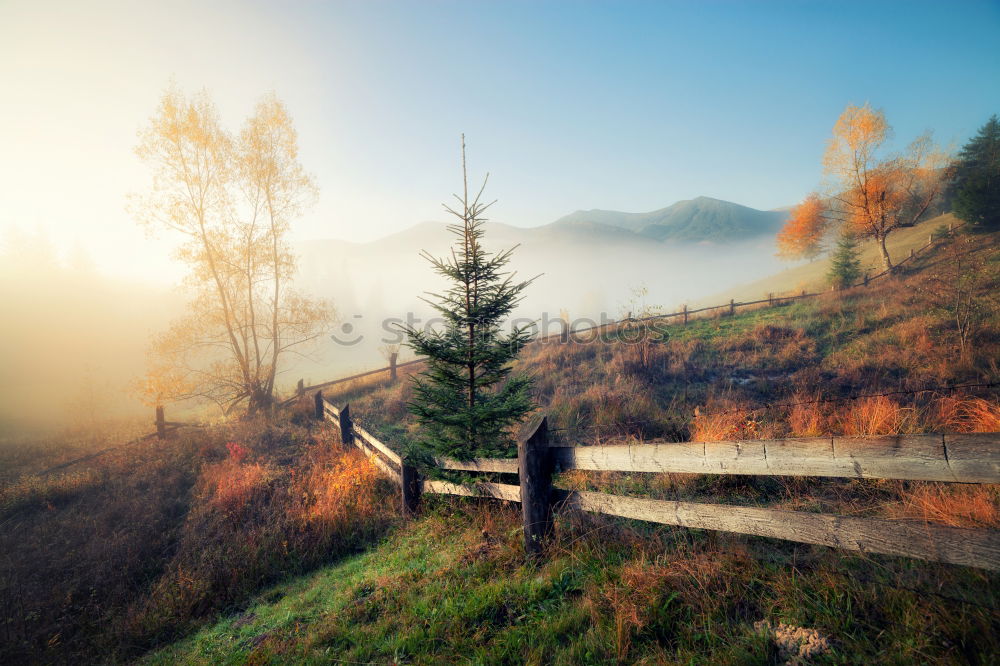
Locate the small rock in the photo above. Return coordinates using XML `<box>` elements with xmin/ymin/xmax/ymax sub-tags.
<box><xmin>755</xmin><ymin>619</ymin><xmax>832</xmax><ymax>664</ymax></box>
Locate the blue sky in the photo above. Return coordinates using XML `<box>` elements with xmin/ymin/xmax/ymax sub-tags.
<box><xmin>299</xmin><ymin>0</ymin><xmax>1000</xmax><ymax>220</ymax></box>
<box><xmin>1</xmin><ymin>0</ymin><xmax>999</xmax><ymax>277</ymax></box>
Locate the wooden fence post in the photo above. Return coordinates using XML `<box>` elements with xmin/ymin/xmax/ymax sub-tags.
<box><xmin>314</xmin><ymin>390</ymin><xmax>324</xmax><ymax>420</ymax></box>
<box><xmin>928</xmin><ymin>233</ymin><xmax>933</xmax><ymax>245</ymax></box>
<box><xmin>296</xmin><ymin>379</ymin><xmax>305</xmax><ymax>397</ymax></box>
<box><xmin>863</xmin><ymin>272</ymin><xmax>869</xmax><ymax>287</ymax></box>
<box><xmin>155</xmin><ymin>405</ymin><xmax>166</xmax><ymax>440</ymax></box>
<box><xmin>729</xmin><ymin>299</ymin><xmax>735</xmax><ymax>316</ymax></box>
<box><xmin>560</xmin><ymin>319</ymin><xmax>570</xmax><ymax>343</ymax></box>
<box><xmin>338</xmin><ymin>403</ymin><xmax>354</xmax><ymax>449</ymax></box>
<box><xmin>909</xmin><ymin>248</ymin><xmax>915</xmax><ymax>260</ymax></box>
<box><xmin>768</xmin><ymin>292</ymin><xmax>774</xmax><ymax>307</ymax></box>
<box><xmin>401</xmin><ymin>464</ymin><xmax>420</xmax><ymax>517</ymax></box>
<box><xmin>682</xmin><ymin>303</ymin><xmax>688</xmax><ymax>325</ymax></box>
<box><xmin>389</xmin><ymin>352</ymin><xmax>398</xmax><ymax>383</ymax></box>
<box><xmin>518</xmin><ymin>414</ymin><xmax>552</xmax><ymax>560</ymax></box>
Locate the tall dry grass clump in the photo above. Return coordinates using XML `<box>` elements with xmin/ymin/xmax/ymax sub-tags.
<box><xmin>691</xmin><ymin>402</ymin><xmax>782</xmax><ymax>441</ymax></box>
<box><xmin>836</xmin><ymin>396</ymin><xmax>916</xmax><ymax>436</ymax></box>
<box><xmin>932</xmin><ymin>396</ymin><xmax>1000</xmax><ymax>433</ymax></box>
<box><xmin>291</xmin><ymin>441</ymin><xmax>382</xmax><ymax>527</ymax></box>
<box><xmin>202</xmin><ymin>447</ymin><xmax>276</xmax><ymax>514</ymax></box>
<box><xmin>889</xmin><ymin>484</ymin><xmax>1000</xmax><ymax>528</ymax></box>
<box><xmin>786</xmin><ymin>395</ymin><xmax>830</xmax><ymax>437</ymax></box>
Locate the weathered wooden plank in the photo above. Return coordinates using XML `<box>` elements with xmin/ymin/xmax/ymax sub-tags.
<box><xmin>421</xmin><ymin>480</ymin><xmax>522</xmax><ymax>502</ymax></box>
<box><xmin>944</xmin><ymin>434</ymin><xmax>1000</xmax><ymax>484</ymax></box>
<box><xmin>353</xmin><ymin>424</ymin><xmax>402</xmax><ymax>465</ymax></box>
<box><xmin>369</xmin><ymin>451</ymin><xmax>402</xmax><ymax>484</ymax></box>
<box><xmin>828</xmin><ymin>434</ymin><xmax>951</xmax><ymax>481</ymax></box>
<box><xmin>437</xmin><ymin>457</ymin><xmax>519</xmax><ymax>474</ymax></box>
<box><xmin>549</xmin><ymin>433</ymin><xmax>1000</xmax><ymax>483</ymax></box>
<box><xmin>557</xmin><ymin>490</ymin><xmax>1000</xmax><ymax>571</ymax></box>
<box><xmin>351</xmin><ymin>435</ymin><xmax>401</xmax><ymax>479</ymax></box>
<box><xmin>322</xmin><ymin>399</ymin><xmax>339</xmax><ymax>419</ymax></box>
<box><xmin>353</xmin><ymin>435</ymin><xmax>391</xmax><ymax>466</ymax></box>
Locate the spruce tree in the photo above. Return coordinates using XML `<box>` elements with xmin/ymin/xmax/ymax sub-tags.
<box><xmin>828</xmin><ymin>231</ymin><xmax>862</xmax><ymax>290</ymax></box>
<box><xmin>949</xmin><ymin>114</ymin><xmax>1000</xmax><ymax>232</ymax></box>
<box><xmin>403</xmin><ymin>137</ymin><xmax>535</xmax><ymax>463</ymax></box>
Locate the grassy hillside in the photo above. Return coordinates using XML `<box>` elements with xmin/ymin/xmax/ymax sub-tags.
<box><xmin>147</xmin><ymin>500</ymin><xmax>997</xmax><ymax>665</ymax></box>
<box><xmin>319</xmin><ymin>223</ymin><xmax>999</xmax><ymax>449</ymax></box>
<box><xmin>2</xmin><ymin>229</ymin><xmax>998</xmax><ymax>664</ymax></box>
<box><xmin>706</xmin><ymin>213</ymin><xmax>959</xmax><ymax>305</ymax></box>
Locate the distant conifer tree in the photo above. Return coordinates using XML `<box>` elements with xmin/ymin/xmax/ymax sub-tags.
<box><xmin>949</xmin><ymin>114</ymin><xmax>1000</xmax><ymax>232</ymax></box>
<box><xmin>403</xmin><ymin>137</ymin><xmax>535</xmax><ymax>463</ymax></box>
<box><xmin>828</xmin><ymin>231</ymin><xmax>862</xmax><ymax>290</ymax></box>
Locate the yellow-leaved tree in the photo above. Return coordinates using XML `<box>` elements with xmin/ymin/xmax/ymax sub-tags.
<box><xmin>778</xmin><ymin>103</ymin><xmax>948</xmax><ymax>271</ymax></box>
<box><xmin>133</xmin><ymin>87</ymin><xmax>332</xmax><ymax>417</ymax></box>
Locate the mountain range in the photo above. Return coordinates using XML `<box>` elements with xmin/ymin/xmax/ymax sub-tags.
<box><xmin>549</xmin><ymin>196</ymin><xmax>789</xmax><ymax>242</ymax></box>
<box><xmin>290</xmin><ymin>196</ymin><xmax>792</xmax><ymax>375</ymax></box>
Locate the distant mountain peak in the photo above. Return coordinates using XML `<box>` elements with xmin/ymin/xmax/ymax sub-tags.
<box><xmin>549</xmin><ymin>197</ymin><xmax>788</xmax><ymax>243</ymax></box>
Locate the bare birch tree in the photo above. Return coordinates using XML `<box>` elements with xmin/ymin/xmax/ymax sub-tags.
<box><xmin>133</xmin><ymin>87</ymin><xmax>332</xmax><ymax>416</ymax></box>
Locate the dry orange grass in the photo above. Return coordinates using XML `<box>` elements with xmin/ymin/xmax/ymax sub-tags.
<box><xmin>293</xmin><ymin>448</ymin><xmax>380</xmax><ymax>525</ymax></box>
<box><xmin>124</xmin><ymin>423</ymin><xmax>398</xmax><ymax>653</ymax></box>
<box><xmin>691</xmin><ymin>404</ymin><xmax>782</xmax><ymax>441</ymax></box>
<box><xmin>599</xmin><ymin>556</ymin><xmax>672</xmax><ymax>662</ymax></box>
<box><xmin>932</xmin><ymin>396</ymin><xmax>1000</xmax><ymax>433</ymax></box>
<box><xmin>203</xmin><ymin>459</ymin><xmax>276</xmax><ymax>513</ymax></box>
<box><xmin>787</xmin><ymin>397</ymin><xmax>829</xmax><ymax>437</ymax></box>
<box><xmin>889</xmin><ymin>484</ymin><xmax>1000</xmax><ymax>528</ymax></box>
<box><xmin>836</xmin><ymin>396</ymin><xmax>915</xmax><ymax>436</ymax></box>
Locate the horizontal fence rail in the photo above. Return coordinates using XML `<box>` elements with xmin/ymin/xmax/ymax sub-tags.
<box><xmin>557</xmin><ymin>490</ymin><xmax>1000</xmax><ymax>571</ymax></box>
<box><xmin>312</xmin><ymin>392</ymin><xmax>1000</xmax><ymax>571</ymax></box>
<box><xmin>549</xmin><ymin>434</ymin><xmax>1000</xmax><ymax>483</ymax></box>
<box><xmin>422</xmin><ymin>480</ymin><xmax>522</xmax><ymax>503</ymax></box>
<box><xmin>436</xmin><ymin>434</ymin><xmax>1000</xmax><ymax>484</ymax></box>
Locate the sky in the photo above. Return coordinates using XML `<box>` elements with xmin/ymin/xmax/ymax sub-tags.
<box><xmin>1</xmin><ymin>0</ymin><xmax>999</xmax><ymax>283</ymax></box>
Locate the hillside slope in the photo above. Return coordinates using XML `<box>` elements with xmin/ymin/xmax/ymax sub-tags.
<box><xmin>145</xmin><ymin>499</ymin><xmax>997</xmax><ymax>665</ymax></box>
<box><xmin>703</xmin><ymin>212</ymin><xmax>959</xmax><ymax>305</ymax></box>
<box><xmin>3</xmin><ymin>230</ymin><xmax>997</xmax><ymax>665</ymax></box>
<box><xmin>147</xmin><ymin>231</ymin><xmax>999</xmax><ymax>664</ymax></box>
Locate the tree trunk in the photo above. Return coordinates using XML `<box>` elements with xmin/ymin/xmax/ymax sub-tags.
<box><xmin>246</xmin><ymin>388</ymin><xmax>274</xmax><ymax>418</ymax></box>
<box><xmin>877</xmin><ymin>234</ymin><xmax>894</xmax><ymax>273</ymax></box>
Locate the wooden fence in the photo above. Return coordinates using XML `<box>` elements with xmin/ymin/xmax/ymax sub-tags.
<box><xmin>151</xmin><ymin>224</ymin><xmax>999</xmax><ymax>568</ymax></box>
<box><xmin>285</xmin><ymin>222</ymin><xmax>962</xmax><ymax>403</ymax></box>
<box><xmin>314</xmin><ymin>393</ymin><xmax>1000</xmax><ymax>571</ymax></box>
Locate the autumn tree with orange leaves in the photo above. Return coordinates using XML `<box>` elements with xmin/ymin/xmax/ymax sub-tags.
<box><xmin>778</xmin><ymin>104</ymin><xmax>947</xmax><ymax>272</ymax></box>
<box><xmin>133</xmin><ymin>87</ymin><xmax>332</xmax><ymax>417</ymax></box>
<box><xmin>776</xmin><ymin>193</ymin><xmax>827</xmax><ymax>259</ymax></box>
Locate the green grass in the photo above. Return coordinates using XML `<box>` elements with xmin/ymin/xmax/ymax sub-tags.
<box><xmin>146</xmin><ymin>500</ymin><xmax>999</xmax><ymax>665</ymax></box>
